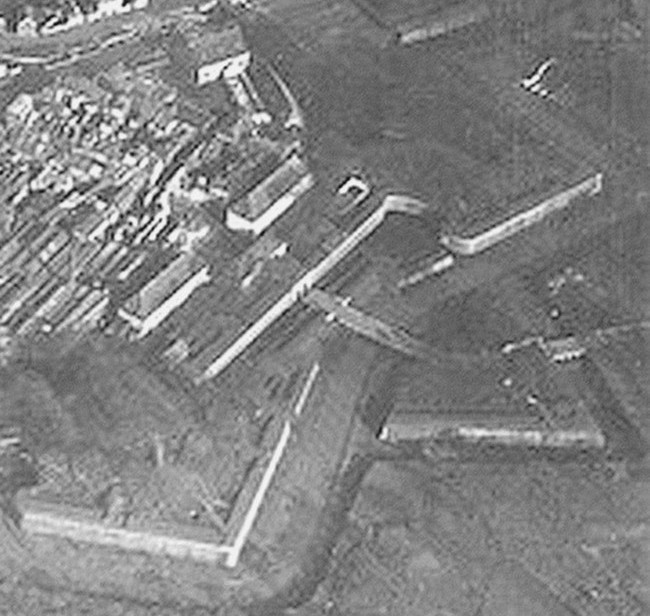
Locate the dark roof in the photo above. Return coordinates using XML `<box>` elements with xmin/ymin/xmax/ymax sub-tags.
<box><xmin>230</xmin><ymin>154</ymin><xmax>308</xmax><ymax>221</ymax></box>
<box><xmin>185</xmin><ymin>22</ymin><xmax>247</xmax><ymax>66</ymax></box>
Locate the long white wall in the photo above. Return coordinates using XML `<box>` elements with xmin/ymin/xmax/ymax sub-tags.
<box><xmin>440</xmin><ymin>172</ymin><xmax>603</xmax><ymax>256</ymax></box>
<box><xmin>198</xmin><ymin>195</ymin><xmax>428</xmax><ymax>383</ymax></box>
<box><xmin>22</xmin><ymin>506</ymin><xmax>232</xmax><ymax>563</ymax></box>
<box><xmin>136</xmin><ymin>266</ymin><xmax>211</xmax><ymax>339</ymax></box>
<box><xmin>399</xmin><ymin>4</ymin><xmax>491</xmax><ymax>45</ymax></box>
<box><xmin>224</xmin><ymin>419</ymin><xmax>292</xmax><ymax>568</ymax></box>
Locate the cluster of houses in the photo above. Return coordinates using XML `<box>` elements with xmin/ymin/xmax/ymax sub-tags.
<box><xmin>0</xmin><ymin>11</ymin><xmax>319</xmax><ymax>359</ymax></box>
<box><xmin>0</xmin><ymin>0</ymin><xmax>148</xmax><ymax>38</ymax></box>
<box><xmin>0</xmin><ymin>64</ymin><xmax>208</xmax><ymax>338</ymax></box>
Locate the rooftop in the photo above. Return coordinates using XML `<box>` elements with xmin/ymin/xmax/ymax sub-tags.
<box><xmin>382</xmin><ymin>338</ymin><xmax>606</xmax><ymax>445</ymax></box>
<box><xmin>229</xmin><ymin>153</ymin><xmax>309</xmax><ymax>221</ymax></box>
<box><xmin>185</xmin><ymin>22</ymin><xmax>247</xmax><ymax>66</ymax></box>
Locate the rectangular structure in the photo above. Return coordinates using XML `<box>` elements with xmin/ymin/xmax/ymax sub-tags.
<box><xmin>441</xmin><ymin>172</ymin><xmax>603</xmax><ymax>256</ymax></box>
<box><xmin>19</xmin><ymin>498</ymin><xmax>231</xmax><ymax>564</ymax></box>
<box><xmin>379</xmin><ymin>410</ymin><xmax>533</xmax><ymax>442</ymax></box>
<box><xmin>398</xmin><ymin>2</ymin><xmax>491</xmax><ymax>45</ymax></box>
<box><xmin>189</xmin><ymin>24</ymin><xmax>251</xmax><ymax>86</ymax></box>
<box><xmin>226</xmin><ymin>154</ymin><xmax>313</xmax><ymax>236</ymax></box>
<box><xmin>379</xmin><ymin>410</ymin><xmax>605</xmax><ymax>448</ymax></box>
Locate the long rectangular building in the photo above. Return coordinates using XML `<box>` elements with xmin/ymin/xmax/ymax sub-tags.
<box><xmin>381</xmin><ymin>346</ymin><xmax>606</xmax><ymax>449</ymax></box>
<box><xmin>441</xmin><ymin>171</ymin><xmax>603</xmax><ymax>256</ymax></box>
<box><xmin>351</xmin><ymin>0</ymin><xmax>491</xmax><ymax>43</ymax></box>
<box><xmin>225</xmin><ymin>154</ymin><xmax>314</xmax><ymax>236</ymax></box>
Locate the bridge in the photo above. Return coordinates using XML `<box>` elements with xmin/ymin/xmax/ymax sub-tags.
<box><xmin>303</xmin><ymin>288</ymin><xmax>430</xmax><ymax>359</ymax></box>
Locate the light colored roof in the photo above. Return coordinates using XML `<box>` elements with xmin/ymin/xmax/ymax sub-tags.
<box><xmin>230</xmin><ymin>154</ymin><xmax>308</xmax><ymax>221</ymax></box>
<box><xmin>6</xmin><ymin>93</ymin><xmax>34</xmax><ymax>122</ymax></box>
<box><xmin>134</xmin><ymin>253</ymin><xmax>204</xmax><ymax>318</ymax></box>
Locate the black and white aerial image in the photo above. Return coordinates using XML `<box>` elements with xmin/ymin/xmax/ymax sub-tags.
<box><xmin>0</xmin><ymin>0</ymin><xmax>648</xmax><ymax>614</ymax></box>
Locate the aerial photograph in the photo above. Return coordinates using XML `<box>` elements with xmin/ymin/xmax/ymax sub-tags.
<box><xmin>0</xmin><ymin>0</ymin><xmax>648</xmax><ymax>614</ymax></box>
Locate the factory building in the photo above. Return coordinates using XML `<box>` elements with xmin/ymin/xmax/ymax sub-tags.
<box><xmin>380</xmin><ymin>354</ymin><xmax>606</xmax><ymax>450</ymax></box>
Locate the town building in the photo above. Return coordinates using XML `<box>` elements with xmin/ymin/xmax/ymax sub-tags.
<box><xmin>378</xmin><ymin>409</ymin><xmax>535</xmax><ymax>443</ymax></box>
<box><xmin>186</xmin><ymin>23</ymin><xmax>251</xmax><ymax>86</ymax></box>
<box><xmin>379</xmin><ymin>355</ymin><xmax>605</xmax><ymax>449</ymax></box>
<box><xmin>16</xmin><ymin>13</ymin><xmax>38</xmax><ymax>37</ymax></box>
<box><xmin>123</xmin><ymin>252</ymin><xmax>206</xmax><ymax>321</ymax></box>
<box><xmin>225</xmin><ymin>153</ymin><xmax>313</xmax><ymax>235</ymax></box>
<box><xmin>6</xmin><ymin>94</ymin><xmax>35</xmax><ymax>126</ymax></box>
<box><xmin>93</xmin><ymin>0</ymin><xmax>125</xmax><ymax>19</ymax></box>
